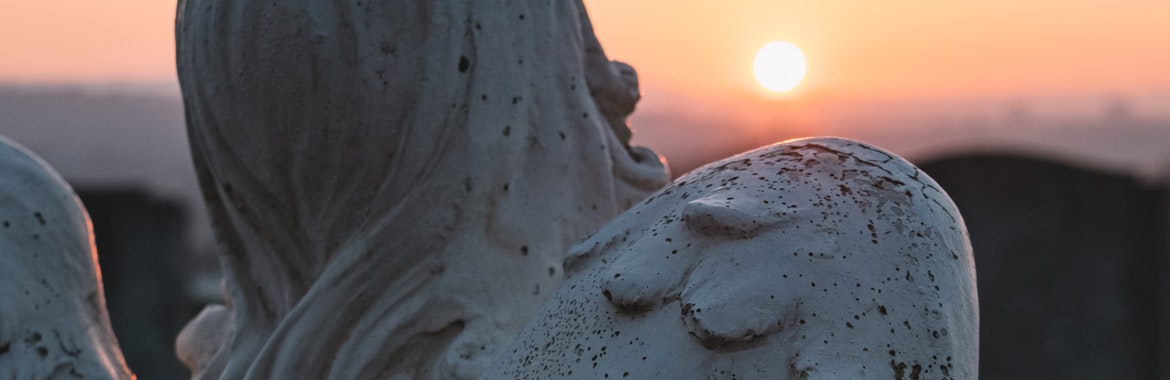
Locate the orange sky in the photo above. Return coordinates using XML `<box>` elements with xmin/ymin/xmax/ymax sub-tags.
<box><xmin>0</xmin><ymin>1</ymin><xmax>176</xmax><ymax>84</ymax></box>
<box><xmin>587</xmin><ymin>0</ymin><xmax>1170</xmax><ymax>102</ymax></box>
<box><xmin>1</xmin><ymin>1</ymin><xmax>1168</xmax><ymax>102</ymax></box>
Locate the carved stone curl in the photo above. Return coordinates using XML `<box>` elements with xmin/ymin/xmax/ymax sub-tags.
<box><xmin>0</xmin><ymin>136</ymin><xmax>134</xmax><ymax>379</ymax></box>
<box><xmin>487</xmin><ymin>137</ymin><xmax>979</xmax><ymax>379</ymax></box>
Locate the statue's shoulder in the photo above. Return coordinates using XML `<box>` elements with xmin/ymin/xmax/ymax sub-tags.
<box><xmin>490</xmin><ymin>137</ymin><xmax>978</xmax><ymax>379</ymax></box>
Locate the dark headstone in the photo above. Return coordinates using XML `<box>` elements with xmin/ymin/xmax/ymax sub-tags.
<box><xmin>77</xmin><ymin>189</ymin><xmax>192</xmax><ymax>380</ymax></box>
<box><xmin>920</xmin><ymin>154</ymin><xmax>1168</xmax><ymax>380</ymax></box>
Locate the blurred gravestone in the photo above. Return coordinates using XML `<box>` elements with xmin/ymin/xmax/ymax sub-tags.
<box><xmin>77</xmin><ymin>189</ymin><xmax>192</xmax><ymax>379</ymax></box>
<box><xmin>920</xmin><ymin>154</ymin><xmax>1169</xmax><ymax>380</ymax></box>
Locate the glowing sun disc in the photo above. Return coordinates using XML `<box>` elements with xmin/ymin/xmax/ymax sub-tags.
<box><xmin>753</xmin><ymin>41</ymin><xmax>807</xmax><ymax>92</ymax></box>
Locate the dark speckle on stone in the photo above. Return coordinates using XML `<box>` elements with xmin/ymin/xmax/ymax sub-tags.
<box><xmin>458</xmin><ymin>55</ymin><xmax>470</xmax><ymax>73</ymax></box>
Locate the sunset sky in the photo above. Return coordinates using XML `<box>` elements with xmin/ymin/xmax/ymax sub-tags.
<box><xmin>590</xmin><ymin>0</ymin><xmax>1170</xmax><ymax>101</ymax></box>
<box><xmin>2</xmin><ymin>0</ymin><xmax>1168</xmax><ymax>102</ymax></box>
<box><xmin>0</xmin><ymin>1</ymin><xmax>176</xmax><ymax>85</ymax></box>
<box><xmin>2</xmin><ymin>0</ymin><xmax>1168</xmax><ymax>252</ymax></box>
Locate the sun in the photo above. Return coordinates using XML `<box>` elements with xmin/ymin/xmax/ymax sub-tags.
<box><xmin>753</xmin><ymin>41</ymin><xmax>807</xmax><ymax>92</ymax></box>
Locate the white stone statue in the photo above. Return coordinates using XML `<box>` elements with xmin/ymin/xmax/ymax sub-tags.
<box><xmin>486</xmin><ymin>137</ymin><xmax>979</xmax><ymax>379</ymax></box>
<box><xmin>174</xmin><ymin>0</ymin><xmax>668</xmax><ymax>378</ymax></box>
<box><xmin>0</xmin><ymin>1</ymin><xmax>979</xmax><ymax>378</ymax></box>
<box><xmin>170</xmin><ymin>0</ymin><xmax>980</xmax><ymax>378</ymax></box>
<box><xmin>0</xmin><ymin>136</ymin><xmax>134</xmax><ymax>379</ymax></box>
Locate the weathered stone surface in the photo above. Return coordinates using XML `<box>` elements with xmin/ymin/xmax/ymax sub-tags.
<box><xmin>174</xmin><ymin>1</ymin><xmax>668</xmax><ymax>378</ymax></box>
<box><xmin>0</xmin><ymin>135</ymin><xmax>133</xmax><ymax>379</ymax></box>
<box><xmin>488</xmin><ymin>137</ymin><xmax>978</xmax><ymax>379</ymax></box>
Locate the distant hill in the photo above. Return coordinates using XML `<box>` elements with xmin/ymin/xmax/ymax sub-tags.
<box><xmin>629</xmin><ymin>86</ymin><xmax>1170</xmax><ymax>182</ymax></box>
<box><xmin>2</xmin><ymin>83</ymin><xmax>1168</xmax><ymax>260</ymax></box>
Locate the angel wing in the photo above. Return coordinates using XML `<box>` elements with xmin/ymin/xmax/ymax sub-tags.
<box><xmin>0</xmin><ymin>136</ymin><xmax>133</xmax><ymax>379</ymax></box>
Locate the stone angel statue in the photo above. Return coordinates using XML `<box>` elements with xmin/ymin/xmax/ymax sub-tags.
<box><xmin>0</xmin><ymin>0</ymin><xmax>976</xmax><ymax>378</ymax></box>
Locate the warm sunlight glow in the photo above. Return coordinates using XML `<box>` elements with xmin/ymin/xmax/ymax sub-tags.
<box><xmin>753</xmin><ymin>41</ymin><xmax>807</xmax><ymax>92</ymax></box>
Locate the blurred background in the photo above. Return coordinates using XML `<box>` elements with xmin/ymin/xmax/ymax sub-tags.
<box><xmin>0</xmin><ymin>1</ymin><xmax>1167</xmax><ymax>378</ymax></box>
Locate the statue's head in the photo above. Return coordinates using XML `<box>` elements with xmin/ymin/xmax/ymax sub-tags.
<box><xmin>174</xmin><ymin>1</ymin><xmax>669</xmax><ymax>378</ymax></box>
<box><xmin>0</xmin><ymin>136</ymin><xmax>132</xmax><ymax>379</ymax></box>
<box><xmin>489</xmin><ymin>137</ymin><xmax>978</xmax><ymax>379</ymax></box>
